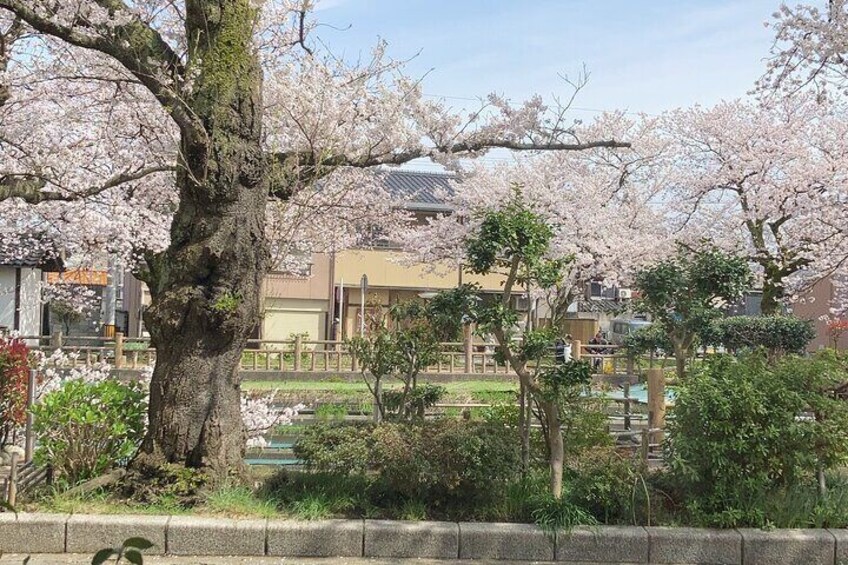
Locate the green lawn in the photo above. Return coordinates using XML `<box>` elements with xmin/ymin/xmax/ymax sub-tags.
<box><xmin>242</xmin><ymin>379</ymin><xmax>519</xmax><ymax>406</ymax></box>
<box><xmin>242</xmin><ymin>379</ymin><xmax>518</xmax><ymax>394</ymax></box>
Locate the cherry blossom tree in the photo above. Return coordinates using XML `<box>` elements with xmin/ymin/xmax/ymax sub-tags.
<box><xmin>756</xmin><ymin>0</ymin><xmax>848</xmax><ymax>316</ymax></box>
<box><xmin>0</xmin><ymin>1</ymin><xmax>628</xmax><ymax>477</ymax></box>
<box><xmin>405</xmin><ymin>112</ymin><xmax>672</xmax><ymax>319</ymax></box>
<box><xmin>665</xmin><ymin>96</ymin><xmax>848</xmax><ymax>315</ymax></box>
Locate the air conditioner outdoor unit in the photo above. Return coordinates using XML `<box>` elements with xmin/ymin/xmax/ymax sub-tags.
<box><xmin>618</xmin><ymin>288</ymin><xmax>633</xmax><ymax>300</ymax></box>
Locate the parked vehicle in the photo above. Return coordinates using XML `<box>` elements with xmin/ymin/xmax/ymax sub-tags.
<box><xmin>608</xmin><ymin>318</ymin><xmax>651</xmax><ymax>345</ymax></box>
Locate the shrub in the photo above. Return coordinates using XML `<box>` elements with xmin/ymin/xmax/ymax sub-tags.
<box><xmin>622</xmin><ymin>324</ymin><xmax>673</xmax><ymax>357</ymax></box>
<box><xmin>0</xmin><ymin>337</ymin><xmax>29</xmax><ymax>448</ymax></box>
<box><xmin>294</xmin><ymin>420</ymin><xmax>520</xmax><ymax>511</ymax></box>
<box><xmin>665</xmin><ymin>352</ymin><xmax>848</xmax><ymax>527</ymax></box>
<box><xmin>373</xmin><ymin>420</ymin><xmax>519</xmax><ymax>505</ymax></box>
<box><xmin>565</xmin><ymin>447</ymin><xmax>643</xmax><ymax>525</ymax></box>
<box><xmin>294</xmin><ymin>423</ymin><xmax>374</xmax><ymax>475</ymax></box>
<box><xmin>33</xmin><ymin>379</ymin><xmax>147</xmax><ymax>485</ymax></box>
<box><xmin>707</xmin><ymin>315</ymin><xmax>815</xmax><ymax>356</ymax></box>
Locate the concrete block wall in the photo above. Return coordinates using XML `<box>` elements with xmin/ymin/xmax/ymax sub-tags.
<box><xmin>0</xmin><ymin>513</ymin><xmax>845</xmax><ymax>564</ymax></box>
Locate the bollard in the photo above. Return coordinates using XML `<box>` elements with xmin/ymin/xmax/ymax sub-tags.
<box><xmin>7</xmin><ymin>452</ymin><xmax>19</xmax><ymax>507</ymax></box>
<box><xmin>647</xmin><ymin>367</ymin><xmax>666</xmax><ymax>444</ymax></box>
<box><xmin>294</xmin><ymin>335</ymin><xmax>303</xmax><ymax>372</ymax></box>
<box><xmin>114</xmin><ymin>332</ymin><xmax>124</xmax><ymax>368</ymax></box>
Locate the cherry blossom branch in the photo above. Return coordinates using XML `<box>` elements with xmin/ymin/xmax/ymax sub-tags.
<box><xmin>0</xmin><ymin>0</ymin><xmax>203</xmax><ymax>143</ymax></box>
<box><xmin>0</xmin><ymin>164</ymin><xmax>176</xmax><ymax>204</ymax></box>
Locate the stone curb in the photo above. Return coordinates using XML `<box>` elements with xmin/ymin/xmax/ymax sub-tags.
<box><xmin>0</xmin><ymin>513</ymin><xmax>844</xmax><ymax>563</ymax></box>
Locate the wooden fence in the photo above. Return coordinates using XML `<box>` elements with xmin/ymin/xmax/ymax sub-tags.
<box><xmin>23</xmin><ymin>332</ymin><xmax>665</xmax><ymax>378</ymax></box>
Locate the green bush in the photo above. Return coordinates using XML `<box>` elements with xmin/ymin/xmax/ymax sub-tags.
<box><xmin>294</xmin><ymin>423</ymin><xmax>374</xmax><ymax>475</ymax></box>
<box><xmin>665</xmin><ymin>352</ymin><xmax>848</xmax><ymax>527</ymax></box>
<box><xmin>622</xmin><ymin>324</ymin><xmax>673</xmax><ymax>357</ymax></box>
<box><xmin>707</xmin><ymin>315</ymin><xmax>815</xmax><ymax>355</ymax></box>
<box><xmin>294</xmin><ymin>420</ymin><xmax>519</xmax><ymax>512</ymax></box>
<box><xmin>33</xmin><ymin>379</ymin><xmax>147</xmax><ymax>486</ymax></box>
<box><xmin>565</xmin><ymin>447</ymin><xmax>643</xmax><ymax>525</ymax></box>
<box><xmin>372</xmin><ymin>420</ymin><xmax>518</xmax><ymax>503</ymax></box>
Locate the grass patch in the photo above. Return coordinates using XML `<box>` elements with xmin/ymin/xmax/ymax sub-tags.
<box><xmin>203</xmin><ymin>485</ymin><xmax>278</xmax><ymax>518</ymax></box>
<box><xmin>28</xmin><ymin>487</ymin><xmax>190</xmax><ymax>516</ymax></box>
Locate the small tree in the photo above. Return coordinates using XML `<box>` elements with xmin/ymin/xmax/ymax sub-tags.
<box><xmin>348</xmin><ymin>291</ymin><xmax>470</xmax><ymax>422</ymax></box>
<box><xmin>634</xmin><ymin>246</ymin><xmax>752</xmax><ymax>379</ymax></box>
<box><xmin>462</xmin><ymin>189</ymin><xmax>589</xmax><ymax>498</ymax></box>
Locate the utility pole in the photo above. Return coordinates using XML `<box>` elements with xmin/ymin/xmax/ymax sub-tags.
<box><xmin>359</xmin><ymin>274</ymin><xmax>368</xmax><ymax>335</ymax></box>
<box><xmin>101</xmin><ymin>256</ymin><xmax>118</xmax><ymax>338</ymax></box>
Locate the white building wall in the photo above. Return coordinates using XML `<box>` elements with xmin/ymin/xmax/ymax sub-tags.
<box><xmin>0</xmin><ymin>268</ymin><xmax>15</xmax><ymax>331</ymax></box>
<box><xmin>18</xmin><ymin>267</ymin><xmax>42</xmax><ymax>336</ymax></box>
<box><xmin>0</xmin><ymin>266</ymin><xmax>42</xmax><ymax>336</ymax></box>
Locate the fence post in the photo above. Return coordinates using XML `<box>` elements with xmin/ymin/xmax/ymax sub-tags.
<box><xmin>626</xmin><ymin>354</ymin><xmax>635</xmax><ymax>378</ymax></box>
<box><xmin>647</xmin><ymin>367</ymin><xmax>666</xmax><ymax>443</ymax></box>
<box><xmin>623</xmin><ymin>381</ymin><xmax>631</xmax><ymax>431</ymax></box>
<box><xmin>25</xmin><ymin>369</ymin><xmax>35</xmax><ymax>463</ymax></box>
<box><xmin>50</xmin><ymin>329</ymin><xmax>63</xmax><ymax>349</ymax></box>
<box><xmin>572</xmin><ymin>339</ymin><xmax>582</xmax><ymax>361</ymax></box>
<box><xmin>114</xmin><ymin>332</ymin><xmax>124</xmax><ymax>368</ymax></box>
<box><xmin>463</xmin><ymin>324</ymin><xmax>474</xmax><ymax>374</ymax></box>
<box><xmin>640</xmin><ymin>428</ymin><xmax>649</xmax><ymax>465</ymax></box>
<box><xmin>7</xmin><ymin>452</ymin><xmax>19</xmax><ymax>507</ymax></box>
<box><xmin>294</xmin><ymin>335</ymin><xmax>303</xmax><ymax>372</ymax></box>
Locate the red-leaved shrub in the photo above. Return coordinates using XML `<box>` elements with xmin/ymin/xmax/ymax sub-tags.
<box><xmin>0</xmin><ymin>337</ymin><xmax>29</xmax><ymax>447</ymax></box>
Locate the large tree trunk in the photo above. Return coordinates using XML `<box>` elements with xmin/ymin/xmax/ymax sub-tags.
<box><xmin>760</xmin><ymin>265</ymin><xmax>784</xmax><ymax>316</ymax></box>
<box><xmin>137</xmin><ymin>0</ymin><xmax>268</xmax><ymax>479</ymax></box>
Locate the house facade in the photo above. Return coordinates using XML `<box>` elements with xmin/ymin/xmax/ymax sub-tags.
<box><xmin>0</xmin><ymin>249</ymin><xmax>62</xmax><ymax>338</ymax></box>
<box><xmin>258</xmin><ymin>169</ymin><xmax>522</xmax><ymax>343</ymax></box>
<box><xmin>793</xmin><ymin>277</ymin><xmax>848</xmax><ymax>351</ymax></box>
<box><xmin>0</xmin><ymin>264</ymin><xmax>43</xmax><ymax>337</ymax></box>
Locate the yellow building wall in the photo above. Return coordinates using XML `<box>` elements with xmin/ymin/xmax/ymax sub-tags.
<box><xmin>262</xmin><ymin>297</ymin><xmax>326</xmax><ymax>342</ymax></box>
<box><xmin>334</xmin><ymin>249</ymin><xmax>508</xmax><ymax>291</ymax></box>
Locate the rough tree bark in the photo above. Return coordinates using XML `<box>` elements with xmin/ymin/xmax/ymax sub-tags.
<box><xmin>139</xmin><ymin>0</ymin><xmax>267</xmax><ymax>475</ymax></box>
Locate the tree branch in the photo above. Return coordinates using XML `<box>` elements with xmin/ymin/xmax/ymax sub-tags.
<box><xmin>0</xmin><ymin>165</ymin><xmax>176</xmax><ymax>204</ymax></box>
<box><xmin>0</xmin><ymin>0</ymin><xmax>205</xmax><ymax>145</ymax></box>
<box><xmin>270</xmin><ymin>138</ymin><xmax>630</xmax><ymax>198</ymax></box>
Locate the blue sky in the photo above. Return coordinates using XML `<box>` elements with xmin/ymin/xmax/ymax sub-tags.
<box><xmin>314</xmin><ymin>0</ymin><xmax>782</xmax><ymax>116</ymax></box>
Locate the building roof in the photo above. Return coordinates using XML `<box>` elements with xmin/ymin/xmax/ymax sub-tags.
<box><xmin>375</xmin><ymin>169</ymin><xmax>457</xmax><ymax>213</ymax></box>
<box><xmin>574</xmin><ymin>298</ymin><xmax>630</xmax><ymax>315</ymax></box>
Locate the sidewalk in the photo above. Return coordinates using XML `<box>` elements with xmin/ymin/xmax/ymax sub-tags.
<box><xmin>0</xmin><ymin>556</ymin><xmax>559</xmax><ymax>565</ymax></box>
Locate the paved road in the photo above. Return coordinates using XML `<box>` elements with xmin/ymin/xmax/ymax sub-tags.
<box><xmin>0</xmin><ymin>556</ymin><xmax>577</xmax><ymax>565</ymax></box>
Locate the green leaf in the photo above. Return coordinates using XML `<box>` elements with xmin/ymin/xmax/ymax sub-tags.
<box><xmin>91</xmin><ymin>548</ymin><xmax>115</xmax><ymax>565</ymax></box>
<box><xmin>122</xmin><ymin>537</ymin><xmax>154</xmax><ymax>551</ymax></box>
<box><xmin>122</xmin><ymin>549</ymin><xmax>144</xmax><ymax>565</ymax></box>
